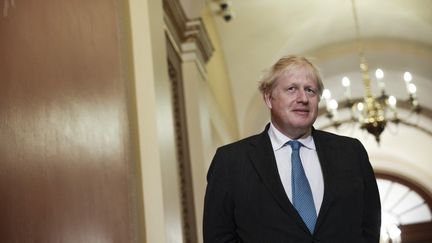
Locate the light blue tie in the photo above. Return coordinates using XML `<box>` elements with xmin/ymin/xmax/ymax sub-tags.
<box><xmin>288</xmin><ymin>140</ymin><xmax>317</xmax><ymax>233</ymax></box>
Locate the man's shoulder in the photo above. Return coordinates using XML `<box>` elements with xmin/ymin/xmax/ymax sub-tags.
<box><xmin>313</xmin><ymin>129</ymin><xmax>360</xmax><ymax>144</ymax></box>
<box><xmin>218</xmin><ymin>132</ymin><xmax>264</xmax><ymax>151</ymax></box>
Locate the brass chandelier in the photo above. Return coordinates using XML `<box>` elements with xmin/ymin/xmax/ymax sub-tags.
<box><xmin>322</xmin><ymin>0</ymin><xmax>421</xmax><ymax>144</ymax></box>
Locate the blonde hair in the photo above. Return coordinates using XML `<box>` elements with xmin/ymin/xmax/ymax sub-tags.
<box><xmin>258</xmin><ymin>55</ymin><xmax>324</xmax><ymax>97</ymax></box>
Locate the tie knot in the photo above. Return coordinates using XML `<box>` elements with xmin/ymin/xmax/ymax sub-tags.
<box><xmin>287</xmin><ymin>140</ymin><xmax>302</xmax><ymax>151</ymax></box>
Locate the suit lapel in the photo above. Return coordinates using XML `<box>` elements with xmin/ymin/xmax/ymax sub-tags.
<box><xmin>312</xmin><ymin>130</ymin><xmax>338</xmax><ymax>232</ymax></box>
<box><xmin>248</xmin><ymin>125</ymin><xmax>310</xmax><ymax>233</ymax></box>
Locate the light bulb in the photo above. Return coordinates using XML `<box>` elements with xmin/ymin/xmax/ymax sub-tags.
<box><xmin>404</xmin><ymin>72</ymin><xmax>412</xmax><ymax>83</ymax></box>
<box><xmin>408</xmin><ymin>83</ymin><xmax>417</xmax><ymax>94</ymax></box>
<box><xmin>322</xmin><ymin>89</ymin><xmax>331</xmax><ymax>100</ymax></box>
<box><xmin>375</xmin><ymin>69</ymin><xmax>384</xmax><ymax>79</ymax></box>
<box><xmin>329</xmin><ymin>99</ymin><xmax>338</xmax><ymax>110</ymax></box>
<box><xmin>357</xmin><ymin>102</ymin><xmax>364</xmax><ymax>111</ymax></box>
<box><xmin>388</xmin><ymin>96</ymin><xmax>397</xmax><ymax>108</ymax></box>
<box><xmin>342</xmin><ymin>77</ymin><xmax>350</xmax><ymax>87</ymax></box>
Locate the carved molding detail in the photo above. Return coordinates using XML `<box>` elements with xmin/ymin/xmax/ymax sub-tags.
<box><xmin>164</xmin><ymin>0</ymin><xmax>214</xmax><ymax>64</ymax></box>
<box><xmin>163</xmin><ymin>1</ymin><xmax>213</xmax><ymax>241</ymax></box>
<box><xmin>165</xmin><ymin>7</ymin><xmax>201</xmax><ymax>242</ymax></box>
<box><xmin>167</xmin><ymin>57</ymin><xmax>197</xmax><ymax>243</ymax></box>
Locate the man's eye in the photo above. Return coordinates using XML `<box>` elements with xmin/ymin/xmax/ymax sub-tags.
<box><xmin>306</xmin><ymin>88</ymin><xmax>317</xmax><ymax>94</ymax></box>
<box><xmin>287</xmin><ymin>87</ymin><xmax>296</xmax><ymax>92</ymax></box>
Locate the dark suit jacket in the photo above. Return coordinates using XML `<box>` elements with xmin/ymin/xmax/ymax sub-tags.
<box><xmin>203</xmin><ymin>125</ymin><xmax>381</xmax><ymax>243</ymax></box>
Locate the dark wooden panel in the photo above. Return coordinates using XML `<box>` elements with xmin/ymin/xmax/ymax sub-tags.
<box><xmin>400</xmin><ymin>222</ymin><xmax>432</xmax><ymax>242</ymax></box>
<box><xmin>0</xmin><ymin>0</ymin><xmax>138</xmax><ymax>242</ymax></box>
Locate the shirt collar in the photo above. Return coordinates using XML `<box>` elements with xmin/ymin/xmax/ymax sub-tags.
<box><xmin>268</xmin><ymin>122</ymin><xmax>316</xmax><ymax>151</ymax></box>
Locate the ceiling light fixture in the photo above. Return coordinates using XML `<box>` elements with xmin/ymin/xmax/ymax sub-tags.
<box><xmin>322</xmin><ymin>0</ymin><xmax>421</xmax><ymax>144</ymax></box>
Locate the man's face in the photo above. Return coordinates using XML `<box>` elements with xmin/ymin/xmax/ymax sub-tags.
<box><xmin>264</xmin><ymin>69</ymin><xmax>320</xmax><ymax>138</ymax></box>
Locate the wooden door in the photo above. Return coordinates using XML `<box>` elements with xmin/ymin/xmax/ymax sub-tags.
<box><xmin>0</xmin><ymin>0</ymin><xmax>140</xmax><ymax>242</ymax></box>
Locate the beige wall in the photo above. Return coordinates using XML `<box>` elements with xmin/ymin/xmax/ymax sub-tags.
<box><xmin>202</xmin><ymin>5</ymin><xmax>240</xmax><ymax>145</ymax></box>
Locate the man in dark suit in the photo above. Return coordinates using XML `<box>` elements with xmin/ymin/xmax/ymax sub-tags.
<box><xmin>203</xmin><ymin>55</ymin><xmax>381</xmax><ymax>242</ymax></box>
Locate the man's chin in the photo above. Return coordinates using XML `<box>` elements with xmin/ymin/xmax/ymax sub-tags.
<box><xmin>292</xmin><ymin>119</ymin><xmax>313</xmax><ymax>128</ymax></box>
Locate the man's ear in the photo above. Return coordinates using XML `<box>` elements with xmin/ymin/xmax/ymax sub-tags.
<box><xmin>264</xmin><ymin>92</ymin><xmax>272</xmax><ymax>109</ymax></box>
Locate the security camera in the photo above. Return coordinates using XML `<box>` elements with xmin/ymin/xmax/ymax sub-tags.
<box><xmin>219</xmin><ymin>0</ymin><xmax>230</xmax><ymax>10</ymax></box>
<box><xmin>215</xmin><ymin>0</ymin><xmax>235</xmax><ymax>22</ymax></box>
<box><xmin>223</xmin><ymin>13</ymin><xmax>232</xmax><ymax>22</ymax></box>
<box><xmin>221</xmin><ymin>6</ymin><xmax>234</xmax><ymax>22</ymax></box>
<box><xmin>220</xmin><ymin>2</ymin><xmax>229</xmax><ymax>10</ymax></box>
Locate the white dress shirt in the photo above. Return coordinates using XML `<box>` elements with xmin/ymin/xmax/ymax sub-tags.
<box><xmin>268</xmin><ymin>122</ymin><xmax>324</xmax><ymax>213</ymax></box>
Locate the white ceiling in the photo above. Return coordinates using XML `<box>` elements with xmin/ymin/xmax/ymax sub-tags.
<box><xmin>207</xmin><ymin>0</ymin><xmax>432</xmax><ymax>190</ymax></box>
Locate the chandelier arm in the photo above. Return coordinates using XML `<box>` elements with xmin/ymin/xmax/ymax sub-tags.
<box><xmin>317</xmin><ymin>118</ymin><xmax>432</xmax><ymax>138</ymax></box>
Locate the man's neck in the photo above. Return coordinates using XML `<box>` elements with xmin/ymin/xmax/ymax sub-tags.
<box><xmin>270</xmin><ymin>121</ymin><xmax>312</xmax><ymax>140</ymax></box>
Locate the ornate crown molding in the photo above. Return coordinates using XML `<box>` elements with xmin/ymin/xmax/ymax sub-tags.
<box><xmin>163</xmin><ymin>0</ymin><xmax>214</xmax><ymax>65</ymax></box>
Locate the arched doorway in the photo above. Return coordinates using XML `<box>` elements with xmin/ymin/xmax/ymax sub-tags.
<box><xmin>376</xmin><ymin>172</ymin><xmax>432</xmax><ymax>242</ymax></box>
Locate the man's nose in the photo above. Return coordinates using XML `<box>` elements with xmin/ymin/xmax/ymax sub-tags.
<box><xmin>296</xmin><ymin>89</ymin><xmax>308</xmax><ymax>102</ymax></box>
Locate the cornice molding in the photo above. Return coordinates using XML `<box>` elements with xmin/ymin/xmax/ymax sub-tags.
<box><xmin>164</xmin><ymin>0</ymin><xmax>214</xmax><ymax>65</ymax></box>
